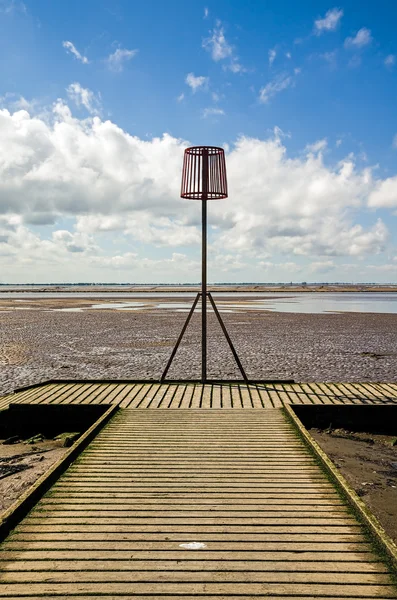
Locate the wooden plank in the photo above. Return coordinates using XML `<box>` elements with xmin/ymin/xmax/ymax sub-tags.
<box><xmin>124</xmin><ymin>383</ymin><xmax>154</xmax><ymax>408</ymax></box>
<box><xmin>168</xmin><ymin>383</ymin><xmax>187</xmax><ymax>408</ymax></box>
<box><xmin>6</xmin><ymin>531</ymin><xmax>365</xmax><ymax>542</ymax></box>
<box><xmin>1</xmin><ymin>570</ymin><xmax>392</xmax><ymax>584</ymax></box>
<box><xmin>157</xmin><ymin>384</ymin><xmax>178</xmax><ymax>408</ymax></box>
<box><xmin>115</xmin><ymin>383</ymin><xmax>143</xmax><ymax>407</ymax></box>
<box><xmin>0</xmin><ymin>550</ymin><xmax>379</xmax><ymax>562</ymax></box>
<box><xmin>211</xmin><ymin>385</ymin><xmax>221</xmax><ymax>409</ymax></box>
<box><xmin>14</xmin><ymin>524</ymin><xmax>364</xmax><ymax>534</ymax></box>
<box><xmin>0</xmin><ymin>582</ymin><xmax>395</xmax><ymax>597</ymax></box>
<box><xmin>190</xmin><ymin>384</ymin><xmax>203</xmax><ymax>408</ymax></box>
<box><xmin>179</xmin><ymin>385</ymin><xmax>194</xmax><ymax>408</ymax></box>
<box><xmin>0</xmin><ymin>559</ymin><xmax>386</xmax><ymax>573</ymax></box>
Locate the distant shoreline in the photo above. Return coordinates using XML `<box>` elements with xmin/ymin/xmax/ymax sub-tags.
<box><xmin>1</xmin><ymin>285</ymin><xmax>397</xmax><ymax>294</ymax></box>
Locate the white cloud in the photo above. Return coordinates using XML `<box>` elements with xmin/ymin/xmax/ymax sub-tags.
<box><xmin>91</xmin><ymin>252</ymin><xmax>200</xmax><ymax>275</ymax></box>
<box><xmin>66</xmin><ymin>83</ymin><xmax>101</xmax><ymax>115</ymax></box>
<box><xmin>226</xmin><ymin>59</ymin><xmax>246</xmax><ymax>73</ymax></box>
<box><xmin>212</xmin><ymin>135</ymin><xmax>388</xmax><ymax>259</ymax></box>
<box><xmin>384</xmin><ymin>54</ymin><xmax>396</xmax><ymax>68</ymax></box>
<box><xmin>314</xmin><ymin>8</ymin><xmax>343</xmax><ymax>34</ymax></box>
<box><xmin>344</xmin><ymin>28</ymin><xmax>372</xmax><ymax>49</ymax></box>
<box><xmin>185</xmin><ymin>73</ymin><xmax>208</xmax><ymax>92</ymax></box>
<box><xmin>203</xmin><ymin>7</ymin><xmax>209</xmax><ymax>18</ymax></box>
<box><xmin>368</xmin><ymin>177</ymin><xmax>397</xmax><ymax>208</ymax></box>
<box><xmin>203</xmin><ymin>23</ymin><xmax>232</xmax><ymax>61</ymax></box>
<box><xmin>62</xmin><ymin>41</ymin><xmax>89</xmax><ymax>64</ymax></box>
<box><xmin>392</xmin><ymin>134</ymin><xmax>397</xmax><ymax>149</ymax></box>
<box><xmin>202</xmin><ymin>107</ymin><xmax>225</xmax><ymax>118</ymax></box>
<box><xmin>106</xmin><ymin>48</ymin><xmax>138</xmax><ymax>72</ymax></box>
<box><xmin>0</xmin><ymin>93</ymin><xmax>40</xmax><ymax>113</ymax></box>
<box><xmin>306</xmin><ymin>139</ymin><xmax>327</xmax><ymax>153</ymax></box>
<box><xmin>259</xmin><ymin>72</ymin><xmax>297</xmax><ymax>104</ymax></box>
<box><xmin>268</xmin><ymin>48</ymin><xmax>276</xmax><ymax>66</ymax></box>
<box><xmin>321</xmin><ymin>50</ymin><xmax>337</xmax><ymax>69</ymax></box>
<box><xmin>285</xmin><ymin>52</ymin><xmax>291</xmax><ymax>59</ymax></box>
<box><xmin>202</xmin><ymin>22</ymin><xmax>245</xmax><ymax>73</ymax></box>
<box><xmin>310</xmin><ymin>260</ymin><xmax>335</xmax><ymax>273</ymax></box>
<box><xmin>176</xmin><ymin>93</ymin><xmax>185</xmax><ymax>102</ymax></box>
<box><xmin>0</xmin><ymin>104</ymin><xmax>395</xmax><ymax>281</ymax></box>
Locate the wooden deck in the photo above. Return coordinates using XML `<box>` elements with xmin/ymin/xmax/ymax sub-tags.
<box><xmin>2</xmin><ymin>380</ymin><xmax>397</xmax><ymax>410</ymax></box>
<box><xmin>0</xmin><ymin>382</ymin><xmax>396</xmax><ymax>598</ymax></box>
<box><xmin>1</xmin><ymin>408</ymin><xmax>397</xmax><ymax>598</ymax></box>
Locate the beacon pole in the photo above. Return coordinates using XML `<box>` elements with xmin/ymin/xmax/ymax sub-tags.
<box><xmin>161</xmin><ymin>145</ymin><xmax>248</xmax><ymax>383</ymax></box>
<box><xmin>201</xmin><ymin>149</ymin><xmax>208</xmax><ymax>383</ymax></box>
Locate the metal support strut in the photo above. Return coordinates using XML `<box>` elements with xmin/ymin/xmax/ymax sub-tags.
<box><xmin>160</xmin><ymin>292</ymin><xmax>248</xmax><ymax>383</ymax></box>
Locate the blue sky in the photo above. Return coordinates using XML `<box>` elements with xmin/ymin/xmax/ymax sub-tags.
<box><xmin>0</xmin><ymin>0</ymin><xmax>397</xmax><ymax>283</ymax></box>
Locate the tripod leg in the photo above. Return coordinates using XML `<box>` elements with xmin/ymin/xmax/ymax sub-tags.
<box><xmin>207</xmin><ymin>292</ymin><xmax>249</xmax><ymax>382</ymax></box>
<box><xmin>161</xmin><ymin>293</ymin><xmax>201</xmax><ymax>382</ymax></box>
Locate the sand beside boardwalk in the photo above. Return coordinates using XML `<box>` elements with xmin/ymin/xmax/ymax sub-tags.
<box><xmin>1</xmin><ymin>297</ymin><xmax>397</xmax><ymax>394</ymax></box>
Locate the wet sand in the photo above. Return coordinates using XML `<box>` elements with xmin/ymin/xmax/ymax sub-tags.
<box><xmin>311</xmin><ymin>429</ymin><xmax>397</xmax><ymax>544</ymax></box>
<box><xmin>1</xmin><ymin>297</ymin><xmax>397</xmax><ymax>395</ymax></box>
<box><xmin>0</xmin><ymin>439</ymin><xmax>66</xmax><ymax>513</ymax></box>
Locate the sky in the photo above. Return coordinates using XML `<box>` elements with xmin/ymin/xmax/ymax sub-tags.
<box><xmin>1</xmin><ymin>0</ymin><xmax>397</xmax><ymax>283</ymax></box>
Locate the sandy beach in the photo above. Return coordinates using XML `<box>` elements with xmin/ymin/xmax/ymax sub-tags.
<box><xmin>1</xmin><ymin>295</ymin><xmax>397</xmax><ymax>395</ymax></box>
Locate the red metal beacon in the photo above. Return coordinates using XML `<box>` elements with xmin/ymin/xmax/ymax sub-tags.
<box><xmin>161</xmin><ymin>146</ymin><xmax>248</xmax><ymax>384</ymax></box>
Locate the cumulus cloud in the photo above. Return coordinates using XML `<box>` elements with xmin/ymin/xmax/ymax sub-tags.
<box><xmin>368</xmin><ymin>177</ymin><xmax>397</xmax><ymax>208</ymax></box>
<box><xmin>62</xmin><ymin>41</ymin><xmax>89</xmax><ymax>64</ymax></box>
<box><xmin>106</xmin><ymin>48</ymin><xmax>138</xmax><ymax>72</ymax></box>
<box><xmin>211</xmin><ymin>136</ymin><xmax>388</xmax><ymax>259</ymax></box>
<box><xmin>314</xmin><ymin>8</ymin><xmax>343</xmax><ymax>34</ymax></box>
<box><xmin>66</xmin><ymin>83</ymin><xmax>101</xmax><ymax>115</ymax></box>
<box><xmin>384</xmin><ymin>54</ymin><xmax>395</xmax><ymax>68</ymax></box>
<box><xmin>0</xmin><ymin>103</ymin><xmax>395</xmax><ymax>281</ymax></box>
<box><xmin>185</xmin><ymin>73</ymin><xmax>208</xmax><ymax>92</ymax></box>
<box><xmin>344</xmin><ymin>28</ymin><xmax>372</xmax><ymax>49</ymax></box>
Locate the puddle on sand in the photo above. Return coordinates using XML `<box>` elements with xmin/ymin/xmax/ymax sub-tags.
<box><xmin>89</xmin><ymin>302</ymin><xmax>148</xmax><ymax>310</ymax></box>
<box><xmin>3</xmin><ymin>292</ymin><xmax>397</xmax><ymax>314</ymax></box>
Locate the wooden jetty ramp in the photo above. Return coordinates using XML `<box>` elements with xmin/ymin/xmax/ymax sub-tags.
<box><xmin>2</xmin><ymin>380</ymin><xmax>397</xmax><ymax>410</ymax></box>
<box><xmin>0</xmin><ymin>405</ymin><xmax>396</xmax><ymax>599</ymax></box>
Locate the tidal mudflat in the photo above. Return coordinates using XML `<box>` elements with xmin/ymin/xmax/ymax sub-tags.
<box><xmin>1</xmin><ymin>295</ymin><xmax>397</xmax><ymax>395</ymax></box>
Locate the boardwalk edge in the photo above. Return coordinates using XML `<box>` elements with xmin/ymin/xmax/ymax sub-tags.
<box><xmin>0</xmin><ymin>403</ymin><xmax>118</xmax><ymax>542</ymax></box>
<box><xmin>285</xmin><ymin>403</ymin><xmax>397</xmax><ymax>573</ymax></box>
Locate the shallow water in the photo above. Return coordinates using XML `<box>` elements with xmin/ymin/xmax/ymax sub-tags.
<box><xmin>2</xmin><ymin>292</ymin><xmax>397</xmax><ymax>314</ymax></box>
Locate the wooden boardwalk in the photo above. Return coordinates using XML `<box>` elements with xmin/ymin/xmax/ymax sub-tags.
<box><xmin>0</xmin><ymin>406</ymin><xmax>397</xmax><ymax>598</ymax></box>
<box><xmin>0</xmin><ymin>383</ymin><xmax>396</xmax><ymax>597</ymax></box>
<box><xmin>2</xmin><ymin>380</ymin><xmax>397</xmax><ymax>410</ymax></box>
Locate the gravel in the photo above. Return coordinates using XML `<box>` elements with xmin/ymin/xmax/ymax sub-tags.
<box><xmin>1</xmin><ymin>304</ymin><xmax>397</xmax><ymax>395</ymax></box>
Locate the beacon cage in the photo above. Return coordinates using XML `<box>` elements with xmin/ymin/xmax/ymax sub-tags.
<box><xmin>181</xmin><ymin>146</ymin><xmax>228</xmax><ymax>200</ymax></box>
